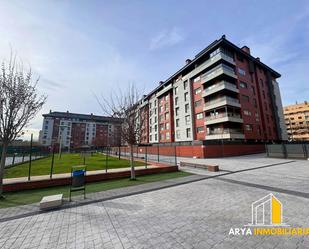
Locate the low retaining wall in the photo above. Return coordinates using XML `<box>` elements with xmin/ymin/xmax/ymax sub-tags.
<box><xmin>180</xmin><ymin>162</ymin><xmax>219</xmax><ymax>172</ymax></box>
<box><xmin>3</xmin><ymin>166</ymin><xmax>178</xmax><ymax>192</ymax></box>
<box><xmin>120</xmin><ymin>144</ymin><xmax>265</xmax><ymax>158</ymax></box>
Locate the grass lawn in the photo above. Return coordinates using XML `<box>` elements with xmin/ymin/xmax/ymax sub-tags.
<box><xmin>0</xmin><ymin>171</ymin><xmax>191</xmax><ymax>209</ymax></box>
<box><xmin>4</xmin><ymin>153</ymin><xmax>146</xmax><ymax>178</ymax></box>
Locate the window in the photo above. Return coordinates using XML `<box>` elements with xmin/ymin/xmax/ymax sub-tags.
<box><xmin>245</xmin><ymin>124</ymin><xmax>253</xmax><ymax>131</ymax></box>
<box><xmin>176</xmin><ymin>130</ymin><xmax>180</xmax><ymax>139</ymax></box>
<box><xmin>176</xmin><ymin>119</ymin><xmax>180</xmax><ymax>127</ymax></box>
<box><xmin>165</xmin><ymin>103</ymin><xmax>169</xmax><ymax>111</ymax></box>
<box><xmin>165</xmin><ymin>95</ymin><xmax>169</xmax><ymax>101</ymax></box>
<box><xmin>262</xmin><ymin>91</ymin><xmax>265</xmax><ymax>99</ymax></box>
<box><xmin>197</xmin><ymin>127</ymin><xmax>204</xmax><ymax>133</ymax></box>
<box><xmin>238</xmin><ymin>68</ymin><xmax>246</xmax><ymax>76</ymax></box>
<box><xmin>159</xmin><ymin>105</ymin><xmax>163</xmax><ymax>113</ymax></box>
<box><xmin>166</xmin><ymin>132</ymin><xmax>170</xmax><ymax>140</ymax></box>
<box><xmin>251</xmin><ymin>86</ymin><xmax>255</xmax><ymax>95</ymax></box>
<box><xmin>155</xmin><ymin>134</ymin><xmax>157</xmax><ymax>141</ymax></box>
<box><xmin>260</xmin><ymin>79</ymin><xmax>264</xmax><ymax>87</ymax></box>
<box><xmin>175</xmin><ymin>97</ymin><xmax>178</xmax><ymax>106</ymax></box>
<box><xmin>165</xmin><ymin>112</ymin><xmax>169</xmax><ymax>120</ymax></box>
<box><xmin>159</xmin><ymin>115</ymin><xmax>164</xmax><ymax>122</ymax></box>
<box><xmin>242</xmin><ymin>95</ymin><xmax>249</xmax><ymax>102</ymax></box>
<box><xmin>165</xmin><ymin>123</ymin><xmax>170</xmax><ymax>129</ymax></box>
<box><xmin>253</xmin><ymin>98</ymin><xmax>257</xmax><ymax>108</ymax></box>
<box><xmin>244</xmin><ymin>110</ymin><xmax>251</xmax><ymax>116</ymax></box>
<box><xmin>160</xmin><ymin>124</ymin><xmax>164</xmax><ymax>131</ymax></box>
<box><xmin>160</xmin><ymin>133</ymin><xmax>164</xmax><ymax>140</ymax></box>
<box><xmin>186</xmin><ymin>128</ymin><xmax>191</xmax><ymax>138</ymax></box>
<box><xmin>154</xmin><ymin>125</ymin><xmax>157</xmax><ymax>132</ymax></box>
<box><xmin>239</xmin><ymin>81</ymin><xmax>247</xmax><ymax>88</ymax></box>
<box><xmin>183</xmin><ymin>80</ymin><xmax>188</xmax><ymax>90</ymax></box>
<box><xmin>175</xmin><ymin>107</ymin><xmax>179</xmax><ymax>116</ymax></box>
<box><xmin>184</xmin><ymin>92</ymin><xmax>189</xmax><ymax>101</ymax></box>
<box><xmin>194</xmin><ymin>76</ymin><xmax>200</xmax><ymax>82</ymax></box>
<box><xmin>185</xmin><ymin>104</ymin><xmax>189</xmax><ymax>113</ymax></box>
<box><xmin>174</xmin><ymin>87</ymin><xmax>179</xmax><ymax>95</ymax></box>
<box><xmin>196</xmin><ymin>113</ymin><xmax>203</xmax><ymax>120</ymax></box>
<box><xmin>255</xmin><ymin>113</ymin><xmax>260</xmax><ymax>122</ymax></box>
<box><xmin>194</xmin><ymin>100</ymin><xmax>202</xmax><ymax>107</ymax></box>
<box><xmin>185</xmin><ymin>115</ymin><xmax>191</xmax><ymax>125</ymax></box>
<box><xmin>194</xmin><ymin>87</ymin><xmax>201</xmax><ymax>95</ymax></box>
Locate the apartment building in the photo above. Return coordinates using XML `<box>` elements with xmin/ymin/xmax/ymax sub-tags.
<box><xmin>40</xmin><ymin>111</ymin><xmax>122</xmax><ymax>149</ymax></box>
<box><xmin>137</xmin><ymin>35</ymin><xmax>287</xmax><ymax>144</ymax></box>
<box><xmin>284</xmin><ymin>101</ymin><xmax>309</xmax><ymax>141</ymax></box>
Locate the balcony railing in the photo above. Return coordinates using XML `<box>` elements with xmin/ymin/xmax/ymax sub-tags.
<box><xmin>204</xmin><ymin>96</ymin><xmax>239</xmax><ymax>107</ymax></box>
<box><xmin>206</xmin><ymin>113</ymin><xmax>241</xmax><ymax>120</ymax></box>
<box><xmin>204</xmin><ymin>81</ymin><xmax>237</xmax><ymax>92</ymax></box>
<box><xmin>207</xmin><ymin>128</ymin><xmax>243</xmax><ymax>135</ymax></box>
<box><xmin>201</xmin><ymin>64</ymin><xmax>236</xmax><ymax>82</ymax></box>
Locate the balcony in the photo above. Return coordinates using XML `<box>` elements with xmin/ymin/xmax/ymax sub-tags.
<box><xmin>202</xmin><ymin>81</ymin><xmax>239</xmax><ymax>97</ymax></box>
<box><xmin>205</xmin><ymin>128</ymin><xmax>245</xmax><ymax>140</ymax></box>
<box><xmin>201</xmin><ymin>64</ymin><xmax>237</xmax><ymax>84</ymax></box>
<box><xmin>205</xmin><ymin>113</ymin><xmax>243</xmax><ymax>125</ymax></box>
<box><xmin>203</xmin><ymin>96</ymin><xmax>241</xmax><ymax>111</ymax></box>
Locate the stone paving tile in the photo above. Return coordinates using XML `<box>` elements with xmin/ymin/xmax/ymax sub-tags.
<box><xmin>1</xmin><ymin>155</ymin><xmax>309</xmax><ymax>248</ymax></box>
<box><xmin>0</xmin><ymin>174</ymin><xmax>206</xmax><ymax>221</ymax></box>
<box><xmin>1</xmin><ymin>176</ymin><xmax>309</xmax><ymax>248</ymax></box>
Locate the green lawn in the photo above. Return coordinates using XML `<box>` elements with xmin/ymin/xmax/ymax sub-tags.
<box><xmin>4</xmin><ymin>153</ymin><xmax>146</xmax><ymax>178</ymax></box>
<box><xmin>0</xmin><ymin>171</ymin><xmax>191</xmax><ymax>208</ymax></box>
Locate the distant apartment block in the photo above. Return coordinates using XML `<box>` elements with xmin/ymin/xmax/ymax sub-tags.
<box><xmin>40</xmin><ymin>111</ymin><xmax>122</xmax><ymax>149</ymax></box>
<box><xmin>137</xmin><ymin>35</ymin><xmax>287</xmax><ymax>144</ymax></box>
<box><xmin>284</xmin><ymin>101</ymin><xmax>309</xmax><ymax>141</ymax></box>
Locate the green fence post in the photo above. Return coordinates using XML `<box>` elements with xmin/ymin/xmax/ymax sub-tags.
<box><xmin>28</xmin><ymin>134</ymin><xmax>33</xmax><ymax>181</ymax></box>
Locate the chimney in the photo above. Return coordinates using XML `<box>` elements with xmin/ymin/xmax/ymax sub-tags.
<box><xmin>241</xmin><ymin>46</ymin><xmax>250</xmax><ymax>54</ymax></box>
<box><xmin>49</xmin><ymin>110</ymin><xmax>52</xmax><ymax>113</ymax></box>
<box><xmin>222</xmin><ymin>34</ymin><xmax>226</xmax><ymax>39</ymax></box>
<box><xmin>66</xmin><ymin>110</ymin><xmax>69</xmax><ymax>113</ymax></box>
<box><xmin>185</xmin><ymin>59</ymin><xmax>192</xmax><ymax>65</ymax></box>
<box><xmin>159</xmin><ymin>81</ymin><xmax>164</xmax><ymax>85</ymax></box>
<box><xmin>256</xmin><ymin>57</ymin><xmax>260</xmax><ymax>61</ymax></box>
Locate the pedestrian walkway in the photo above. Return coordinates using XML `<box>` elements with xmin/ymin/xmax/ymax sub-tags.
<box><xmin>0</xmin><ymin>174</ymin><xmax>206</xmax><ymax>222</ymax></box>
<box><xmin>3</xmin><ymin>165</ymin><xmax>157</xmax><ymax>184</ymax></box>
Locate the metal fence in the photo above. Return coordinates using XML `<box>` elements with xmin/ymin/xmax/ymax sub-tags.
<box><xmin>111</xmin><ymin>144</ymin><xmax>178</xmax><ymax>166</ymax></box>
<box><xmin>1</xmin><ymin>145</ymin><xmax>177</xmax><ymax>181</ymax></box>
<box><xmin>266</xmin><ymin>143</ymin><xmax>309</xmax><ymax>159</ymax></box>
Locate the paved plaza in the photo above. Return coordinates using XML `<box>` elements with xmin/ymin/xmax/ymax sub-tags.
<box><xmin>0</xmin><ymin>154</ymin><xmax>309</xmax><ymax>248</ymax></box>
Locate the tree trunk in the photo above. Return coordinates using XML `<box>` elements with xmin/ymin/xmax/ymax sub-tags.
<box><xmin>130</xmin><ymin>145</ymin><xmax>136</xmax><ymax>180</ymax></box>
<box><xmin>0</xmin><ymin>142</ymin><xmax>8</xmax><ymax>197</ymax></box>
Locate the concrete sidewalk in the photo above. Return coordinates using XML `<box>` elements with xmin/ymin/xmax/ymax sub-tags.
<box><xmin>0</xmin><ymin>174</ymin><xmax>206</xmax><ymax>222</ymax></box>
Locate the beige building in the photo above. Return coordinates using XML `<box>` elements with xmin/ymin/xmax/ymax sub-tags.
<box><xmin>284</xmin><ymin>101</ymin><xmax>309</xmax><ymax>141</ymax></box>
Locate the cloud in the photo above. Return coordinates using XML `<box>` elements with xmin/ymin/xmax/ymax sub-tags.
<box><xmin>149</xmin><ymin>28</ymin><xmax>184</xmax><ymax>50</ymax></box>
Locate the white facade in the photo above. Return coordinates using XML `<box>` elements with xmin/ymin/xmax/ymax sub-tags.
<box><xmin>148</xmin><ymin>95</ymin><xmax>158</xmax><ymax>143</ymax></box>
<box><xmin>40</xmin><ymin>117</ymin><xmax>54</xmax><ymax>146</ymax></box>
<box><xmin>173</xmin><ymin>78</ymin><xmax>194</xmax><ymax>142</ymax></box>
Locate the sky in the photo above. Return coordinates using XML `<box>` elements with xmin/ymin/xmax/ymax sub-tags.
<box><xmin>0</xmin><ymin>0</ymin><xmax>308</xmax><ymax>140</ymax></box>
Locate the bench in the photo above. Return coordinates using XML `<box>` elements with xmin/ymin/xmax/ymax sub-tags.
<box><xmin>180</xmin><ymin>162</ymin><xmax>219</xmax><ymax>172</ymax></box>
<box><xmin>40</xmin><ymin>194</ymin><xmax>63</xmax><ymax>210</ymax></box>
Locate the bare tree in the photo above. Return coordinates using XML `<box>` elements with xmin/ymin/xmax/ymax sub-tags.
<box><xmin>96</xmin><ymin>84</ymin><xmax>144</xmax><ymax>180</ymax></box>
<box><xmin>0</xmin><ymin>55</ymin><xmax>46</xmax><ymax>197</ymax></box>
